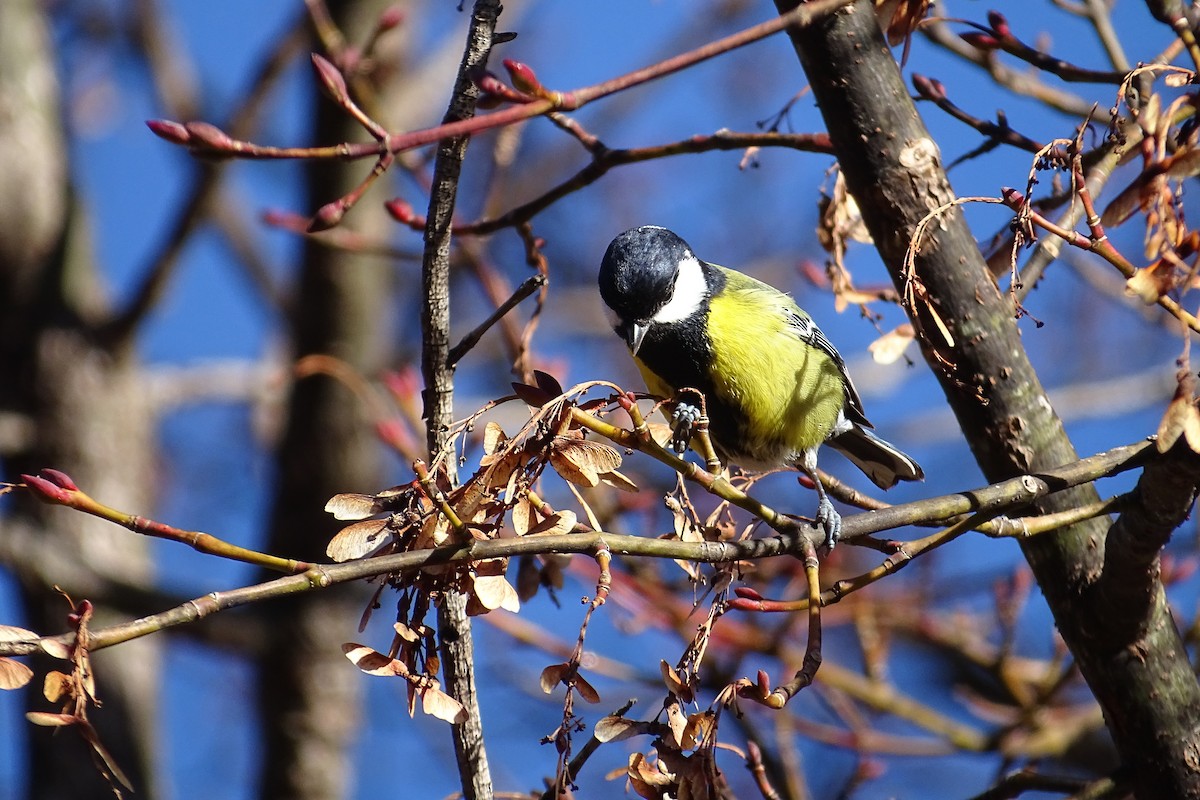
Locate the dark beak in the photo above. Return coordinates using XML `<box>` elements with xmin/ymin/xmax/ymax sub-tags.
<box><xmin>616</xmin><ymin>320</ymin><xmax>649</xmax><ymax>356</ymax></box>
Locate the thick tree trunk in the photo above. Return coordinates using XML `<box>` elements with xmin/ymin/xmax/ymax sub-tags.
<box><xmin>775</xmin><ymin>2</ymin><xmax>1200</xmax><ymax>796</ymax></box>
<box><xmin>255</xmin><ymin>4</ymin><xmax>394</xmax><ymax>799</ymax></box>
<box><xmin>0</xmin><ymin>2</ymin><xmax>161</xmax><ymax>798</ymax></box>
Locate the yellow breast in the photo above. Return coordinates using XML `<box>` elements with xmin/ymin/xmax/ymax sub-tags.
<box><xmin>704</xmin><ymin>270</ymin><xmax>844</xmax><ymax>464</ymax></box>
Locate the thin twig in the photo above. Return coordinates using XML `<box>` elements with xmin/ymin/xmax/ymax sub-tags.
<box><xmin>448</xmin><ymin>273</ymin><xmax>546</xmax><ymax>366</ymax></box>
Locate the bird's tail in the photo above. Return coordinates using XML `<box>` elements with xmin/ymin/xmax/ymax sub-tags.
<box><xmin>828</xmin><ymin>425</ymin><xmax>924</xmax><ymax>490</ymax></box>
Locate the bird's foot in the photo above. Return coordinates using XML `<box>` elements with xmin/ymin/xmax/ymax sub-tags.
<box><xmin>815</xmin><ymin>496</ymin><xmax>842</xmax><ymax>552</ymax></box>
<box><xmin>670</xmin><ymin>402</ymin><xmax>702</xmax><ymax>454</ymax></box>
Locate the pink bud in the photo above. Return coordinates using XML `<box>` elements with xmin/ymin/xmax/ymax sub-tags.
<box><xmin>311</xmin><ymin>54</ymin><xmax>348</xmax><ymax>102</ymax></box>
<box><xmin>146</xmin><ymin>119</ymin><xmax>191</xmax><ymax>145</ymax></box>
<box><xmin>385</xmin><ymin>198</ymin><xmax>415</xmax><ymax>223</ymax></box>
<box><xmin>308</xmin><ymin>200</ymin><xmax>346</xmax><ymax>232</ymax></box>
<box><xmin>503</xmin><ymin>59</ymin><xmax>542</xmax><ymax>95</ymax></box>
<box><xmin>911</xmin><ymin>74</ymin><xmax>946</xmax><ymax>101</ymax></box>
<box><xmin>183</xmin><ymin>121</ymin><xmax>234</xmax><ymax>152</ymax></box>
<box><xmin>474</xmin><ymin>70</ymin><xmax>532</xmax><ymax>105</ymax></box>
<box><xmin>987</xmin><ymin>11</ymin><xmax>1011</xmax><ymax>37</ymax></box>
<box><xmin>39</xmin><ymin>469</ymin><xmax>78</xmax><ymax>491</ymax></box>
<box><xmin>21</xmin><ymin>473</ymin><xmax>72</xmax><ymax>504</ymax></box>
<box><xmin>960</xmin><ymin>32</ymin><xmax>1000</xmax><ymax>51</ymax></box>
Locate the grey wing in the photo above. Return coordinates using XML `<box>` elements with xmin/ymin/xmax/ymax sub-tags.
<box><xmin>785</xmin><ymin>309</ymin><xmax>872</xmax><ymax>428</ymax></box>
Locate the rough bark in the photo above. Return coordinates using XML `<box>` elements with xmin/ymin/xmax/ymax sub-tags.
<box><xmin>774</xmin><ymin>2</ymin><xmax>1200</xmax><ymax>796</ymax></box>
<box><xmin>420</xmin><ymin>3</ymin><xmax>503</xmax><ymax>798</ymax></box>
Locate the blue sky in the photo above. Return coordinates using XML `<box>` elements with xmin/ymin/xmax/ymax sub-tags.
<box><xmin>2</xmin><ymin>1</ymin><xmax>1193</xmax><ymax>797</ymax></box>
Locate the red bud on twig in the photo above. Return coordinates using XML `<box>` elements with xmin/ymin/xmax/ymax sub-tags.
<box><xmin>385</xmin><ymin>198</ymin><xmax>415</xmax><ymax>223</ymax></box>
<box><xmin>311</xmin><ymin>53</ymin><xmax>349</xmax><ymax>103</ymax></box>
<box><xmin>911</xmin><ymin>74</ymin><xmax>946</xmax><ymax>102</ymax></box>
<box><xmin>308</xmin><ymin>199</ymin><xmax>346</xmax><ymax>232</ymax></box>
<box><xmin>39</xmin><ymin>469</ymin><xmax>78</xmax><ymax>491</ymax></box>
<box><xmin>503</xmin><ymin>59</ymin><xmax>543</xmax><ymax>96</ymax></box>
<box><xmin>474</xmin><ymin>70</ymin><xmax>535</xmax><ymax>105</ymax></box>
<box><xmin>1001</xmin><ymin>186</ymin><xmax>1025</xmax><ymax>206</ymax></box>
<box><xmin>146</xmin><ymin>119</ymin><xmax>191</xmax><ymax>145</ymax></box>
<box><xmin>21</xmin><ymin>473</ymin><xmax>73</xmax><ymax>504</ymax></box>
<box><xmin>183</xmin><ymin>122</ymin><xmax>235</xmax><ymax>153</ymax></box>
<box><xmin>960</xmin><ymin>32</ymin><xmax>1000</xmax><ymax>51</ymax></box>
<box><xmin>986</xmin><ymin>11</ymin><xmax>1011</xmax><ymax>38</ymax></box>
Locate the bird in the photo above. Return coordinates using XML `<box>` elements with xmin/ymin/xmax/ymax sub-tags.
<box><xmin>598</xmin><ymin>225</ymin><xmax>923</xmax><ymax>549</ymax></box>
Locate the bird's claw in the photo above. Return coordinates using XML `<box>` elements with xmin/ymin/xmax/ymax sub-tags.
<box><xmin>815</xmin><ymin>496</ymin><xmax>842</xmax><ymax>552</ymax></box>
<box><xmin>670</xmin><ymin>402</ymin><xmax>702</xmax><ymax>454</ymax></box>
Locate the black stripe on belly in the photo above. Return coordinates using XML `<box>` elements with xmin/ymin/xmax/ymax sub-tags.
<box><xmin>636</xmin><ymin>313</ymin><xmax>758</xmax><ymax>463</ymax></box>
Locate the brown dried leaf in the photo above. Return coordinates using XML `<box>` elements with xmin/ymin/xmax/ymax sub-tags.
<box><xmin>646</xmin><ymin>422</ymin><xmax>674</xmax><ymax>449</ymax></box>
<box><xmin>474</xmin><ymin>557</ymin><xmax>508</xmax><ymax>577</ymax></box>
<box><xmin>516</xmin><ymin>555</ymin><xmax>541</xmax><ymax>601</ymax></box>
<box><xmin>681</xmin><ymin>711</ymin><xmax>716</xmax><ymax>751</ymax></box>
<box><xmin>540</xmin><ymin>662</ymin><xmax>569</xmax><ymax>694</ymax></box>
<box><xmin>1157</xmin><ymin>372</ymin><xmax>1200</xmax><ymax>453</ymax></box>
<box><xmin>471</xmin><ymin>573</ymin><xmax>520</xmax><ymax>613</ymax></box>
<box><xmin>574</xmin><ymin>673</ymin><xmax>601</xmax><ymax>704</ymax></box>
<box><xmin>660</xmin><ymin>660</ymin><xmax>694</xmax><ymax>703</ymax></box>
<box><xmin>38</xmin><ymin>639</ymin><xmax>71</xmax><ymax>661</ymax></box>
<box><xmin>594</xmin><ymin>715</ymin><xmax>645</xmax><ymax>743</ymax></box>
<box><xmin>542</xmin><ymin>554</ymin><xmax>568</xmax><ymax>590</ymax></box>
<box><xmin>1101</xmin><ymin>172</ymin><xmax>1160</xmax><ymax>228</ymax></box>
<box><xmin>1165</xmin><ymin>148</ymin><xmax>1200</xmax><ymax>180</ymax></box>
<box><xmin>326</xmin><ymin>518</ymin><xmax>391</xmax><ymax>562</ymax></box>
<box><xmin>482</xmin><ymin>421</ymin><xmax>507</xmax><ymax>456</ymax></box>
<box><xmin>549</xmin><ymin>438</ymin><xmax>622</xmax><ymax>488</ymax></box>
<box><xmin>527</xmin><ymin>509</ymin><xmax>577</xmax><ymax>536</ymax></box>
<box><xmin>42</xmin><ymin>670</ymin><xmax>71</xmax><ymax>702</ymax></box>
<box><xmin>421</xmin><ymin>683</ymin><xmax>469</xmax><ymax>724</ymax></box>
<box><xmin>26</xmin><ymin>711</ymin><xmax>77</xmax><ymax>727</ymax></box>
<box><xmin>875</xmin><ymin>0</ymin><xmax>931</xmax><ymax>46</ymax></box>
<box><xmin>420</xmin><ymin>513</ymin><xmax>452</xmax><ymax>549</ymax></box>
<box><xmin>77</xmin><ymin>717</ymin><xmax>135</xmax><ymax>791</ymax></box>
<box><xmin>818</xmin><ymin>170</ymin><xmax>872</xmax><ymax>252</ymax></box>
<box><xmin>512</xmin><ymin>380</ymin><xmax>552</xmax><ymax>408</ymax></box>
<box><xmin>1141</xmin><ymin>92</ymin><xmax>1161</xmax><ymax>137</ymax></box>
<box><xmin>664</xmin><ymin>698</ymin><xmax>688</xmax><ymax>749</ymax></box>
<box><xmin>628</xmin><ymin>752</ymin><xmax>673</xmax><ymax>798</ymax></box>
<box><xmin>325</xmin><ymin>492</ymin><xmax>384</xmax><ymax>521</ymax></box>
<box><xmin>868</xmin><ymin>324</ymin><xmax>915</xmax><ymax>365</ymax></box>
<box><xmin>405</xmin><ymin>682</ymin><xmax>418</xmax><ymax>718</ymax></box>
<box><xmin>534</xmin><ymin>369</ymin><xmax>564</xmax><ymax>397</ymax></box>
<box><xmin>341</xmin><ymin>643</ymin><xmax>410</xmax><ymax>677</ymax></box>
<box><xmin>480</xmin><ymin>449</ymin><xmax>523</xmax><ymax>490</ymax></box>
<box><xmin>600</xmin><ymin>469</ymin><xmax>639</xmax><ymax>493</ymax></box>
<box><xmin>1126</xmin><ymin>261</ymin><xmax>1172</xmax><ymax>304</ymax></box>
<box><xmin>510</xmin><ymin>496</ymin><xmax>534</xmax><ymax>536</ymax></box>
<box><xmin>393</xmin><ymin>622</ymin><xmax>420</xmax><ymax>643</ymax></box>
<box><xmin>0</xmin><ymin>657</ymin><xmax>33</xmax><ymax>690</ymax></box>
<box><xmin>833</xmin><ymin>286</ymin><xmax>882</xmax><ymax>313</ymax></box>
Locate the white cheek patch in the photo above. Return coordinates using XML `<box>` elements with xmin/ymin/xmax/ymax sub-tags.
<box><xmin>651</xmin><ymin>254</ymin><xmax>707</xmax><ymax>324</ymax></box>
